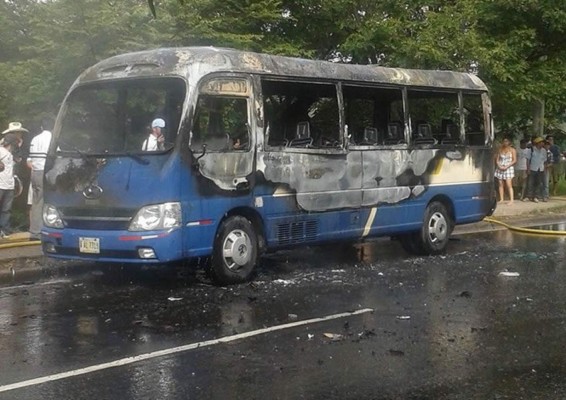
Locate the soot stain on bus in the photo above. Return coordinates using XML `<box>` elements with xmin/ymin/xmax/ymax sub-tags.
<box><xmin>190</xmin><ymin>145</ymin><xmax>493</xmax><ymax>213</ymax></box>
<box><xmin>46</xmin><ymin>157</ymin><xmax>102</xmax><ymax>193</ymax></box>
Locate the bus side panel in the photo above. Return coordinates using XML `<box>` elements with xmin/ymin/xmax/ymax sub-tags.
<box><xmin>262</xmin><ymin>208</ymin><xmax>362</xmax><ymax>250</ymax></box>
<box><xmin>180</xmin><ymin>165</ymin><xmax>257</xmax><ymax>258</ymax></box>
<box><xmin>360</xmin><ymin>147</ymin><xmax>494</xmax><ymax>237</ymax></box>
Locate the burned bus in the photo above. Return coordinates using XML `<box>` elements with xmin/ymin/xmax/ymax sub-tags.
<box><xmin>42</xmin><ymin>47</ymin><xmax>495</xmax><ymax>284</ymax></box>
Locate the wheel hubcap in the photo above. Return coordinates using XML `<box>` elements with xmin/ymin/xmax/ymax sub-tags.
<box><xmin>428</xmin><ymin>212</ymin><xmax>448</xmax><ymax>243</ymax></box>
<box><xmin>222</xmin><ymin>229</ymin><xmax>251</xmax><ymax>270</ymax></box>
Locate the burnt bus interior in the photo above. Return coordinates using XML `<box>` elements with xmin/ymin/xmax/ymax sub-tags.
<box><xmin>262</xmin><ymin>80</ymin><xmax>341</xmax><ymax>148</ymax></box>
<box><xmin>260</xmin><ymin>78</ymin><xmax>486</xmax><ymax>150</ymax></box>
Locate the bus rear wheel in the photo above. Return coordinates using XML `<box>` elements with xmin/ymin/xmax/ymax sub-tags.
<box><xmin>419</xmin><ymin>201</ymin><xmax>452</xmax><ymax>255</ymax></box>
<box><xmin>210</xmin><ymin>216</ymin><xmax>258</xmax><ymax>285</ymax></box>
<box><xmin>400</xmin><ymin>202</ymin><xmax>452</xmax><ymax>256</ymax></box>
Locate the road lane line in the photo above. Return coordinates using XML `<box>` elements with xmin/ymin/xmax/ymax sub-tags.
<box><xmin>0</xmin><ymin>279</ymin><xmax>72</xmax><ymax>292</ymax></box>
<box><xmin>0</xmin><ymin>308</ymin><xmax>373</xmax><ymax>393</ymax></box>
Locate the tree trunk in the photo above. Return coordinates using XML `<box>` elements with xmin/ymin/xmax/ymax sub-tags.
<box><xmin>532</xmin><ymin>98</ymin><xmax>545</xmax><ymax>137</ymax></box>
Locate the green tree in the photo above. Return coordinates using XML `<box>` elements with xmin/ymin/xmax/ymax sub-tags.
<box><xmin>0</xmin><ymin>0</ymin><xmax>173</xmax><ymax>126</ymax></box>
<box><xmin>476</xmin><ymin>0</ymin><xmax>566</xmax><ymax>135</ymax></box>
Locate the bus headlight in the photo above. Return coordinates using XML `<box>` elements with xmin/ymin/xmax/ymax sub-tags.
<box><xmin>43</xmin><ymin>204</ymin><xmax>64</xmax><ymax>228</ymax></box>
<box><xmin>129</xmin><ymin>202</ymin><xmax>182</xmax><ymax>232</ymax></box>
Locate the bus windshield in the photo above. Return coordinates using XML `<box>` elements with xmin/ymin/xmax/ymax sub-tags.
<box><xmin>57</xmin><ymin>78</ymin><xmax>186</xmax><ymax>155</ymax></box>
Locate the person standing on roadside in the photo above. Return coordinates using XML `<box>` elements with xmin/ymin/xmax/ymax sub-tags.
<box><xmin>1</xmin><ymin>122</ymin><xmax>27</xmax><ymax>162</ymax></box>
<box><xmin>494</xmin><ymin>136</ymin><xmax>516</xmax><ymax>204</ymax></box>
<box><xmin>27</xmin><ymin>118</ymin><xmax>53</xmax><ymax>241</ymax></box>
<box><xmin>546</xmin><ymin>135</ymin><xmax>561</xmax><ymax>195</ymax></box>
<box><xmin>0</xmin><ymin>134</ymin><xmax>22</xmax><ymax>237</ymax></box>
<box><xmin>525</xmin><ymin>137</ymin><xmax>547</xmax><ymax>203</ymax></box>
<box><xmin>514</xmin><ymin>138</ymin><xmax>530</xmax><ymax>200</ymax></box>
<box><xmin>543</xmin><ymin>140</ymin><xmax>554</xmax><ymax>202</ymax></box>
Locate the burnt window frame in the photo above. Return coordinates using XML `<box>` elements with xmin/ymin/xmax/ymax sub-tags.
<box><xmin>343</xmin><ymin>83</ymin><xmax>408</xmax><ymax>149</ymax></box>
<box><xmin>189</xmin><ymin>74</ymin><xmax>254</xmax><ymax>154</ymax></box>
<box><xmin>406</xmin><ymin>88</ymin><xmax>463</xmax><ymax>147</ymax></box>
<box><xmin>260</xmin><ymin>77</ymin><xmax>346</xmax><ymax>154</ymax></box>
<box><xmin>462</xmin><ymin>91</ymin><xmax>490</xmax><ymax>147</ymax></box>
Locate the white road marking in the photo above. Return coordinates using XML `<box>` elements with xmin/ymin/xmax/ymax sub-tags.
<box><xmin>363</xmin><ymin>207</ymin><xmax>378</xmax><ymax>237</ymax></box>
<box><xmin>0</xmin><ymin>308</ymin><xmax>373</xmax><ymax>393</ymax></box>
<box><xmin>0</xmin><ymin>279</ymin><xmax>72</xmax><ymax>293</ymax></box>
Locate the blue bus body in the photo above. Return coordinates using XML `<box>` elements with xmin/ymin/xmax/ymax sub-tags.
<box><xmin>42</xmin><ymin>47</ymin><xmax>495</xmax><ymax>282</ymax></box>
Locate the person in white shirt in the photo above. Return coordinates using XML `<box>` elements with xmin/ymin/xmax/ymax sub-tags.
<box><xmin>142</xmin><ymin>118</ymin><xmax>166</xmax><ymax>151</ymax></box>
<box><xmin>514</xmin><ymin>138</ymin><xmax>530</xmax><ymax>200</ymax></box>
<box><xmin>27</xmin><ymin>118</ymin><xmax>53</xmax><ymax>240</ymax></box>
<box><xmin>0</xmin><ymin>134</ymin><xmax>21</xmax><ymax>238</ymax></box>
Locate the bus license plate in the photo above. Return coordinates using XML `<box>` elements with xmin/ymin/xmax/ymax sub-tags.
<box><xmin>79</xmin><ymin>237</ymin><xmax>100</xmax><ymax>254</ymax></box>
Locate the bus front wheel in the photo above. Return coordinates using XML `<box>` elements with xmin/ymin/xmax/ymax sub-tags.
<box><xmin>210</xmin><ymin>216</ymin><xmax>258</xmax><ymax>285</ymax></box>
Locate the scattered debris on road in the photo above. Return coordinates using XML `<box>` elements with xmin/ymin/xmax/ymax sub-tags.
<box><xmin>498</xmin><ymin>271</ymin><xmax>520</xmax><ymax>277</ymax></box>
<box><xmin>323</xmin><ymin>333</ymin><xmax>345</xmax><ymax>342</ymax></box>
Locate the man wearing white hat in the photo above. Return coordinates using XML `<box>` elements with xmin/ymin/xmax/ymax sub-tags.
<box><xmin>2</xmin><ymin>121</ymin><xmax>29</xmax><ymax>136</ymax></box>
<box><xmin>142</xmin><ymin>118</ymin><xmax>166</xmax><ymax>151</ymax></box>
<box><xmin>1</xmin><ymin>122</ymin><xmax>26</xmax><ymax>163</ymax></box>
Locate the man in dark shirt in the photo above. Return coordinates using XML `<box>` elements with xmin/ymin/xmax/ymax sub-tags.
<box><xmin>546</xmin><ymin>135</ymin><xmax>561</xmax><ymax>195</ymax></box>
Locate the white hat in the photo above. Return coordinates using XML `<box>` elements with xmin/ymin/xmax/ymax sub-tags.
<box><xmin>151</xmin><ymin>118</ymin><xmax>165</xmax><ymax>128</ymax></box>
<box><xmin>2</xmin><ymin>121</ymin><xmax>29</xmax><ymax>135</ymax></box>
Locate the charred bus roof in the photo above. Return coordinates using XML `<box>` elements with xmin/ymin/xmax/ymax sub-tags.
<box><xmin>76</xmin><ymin>47</ymin><xmax>488</xmax><ymax>92</ymax></box>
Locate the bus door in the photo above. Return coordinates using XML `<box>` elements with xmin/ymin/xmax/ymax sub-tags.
<box><xmin>189</xmin><ymin>76</ymin><xmax>255</xmax><ymax>191</ymax></box>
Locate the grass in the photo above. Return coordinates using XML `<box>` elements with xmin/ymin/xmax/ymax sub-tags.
<box><xmin>553</xmin><ymin>178</ymin><xmax>566</xmax><ymax>196</ymax></box>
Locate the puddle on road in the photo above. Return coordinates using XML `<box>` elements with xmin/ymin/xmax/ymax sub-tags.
<box><xmin>528</xmin><ymin>221</ymin><xmax>566</xmax><ymax>232</ymax></box>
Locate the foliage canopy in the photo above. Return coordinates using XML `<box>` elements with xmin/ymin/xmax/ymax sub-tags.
<box><xmin>1</xmin><ymin>0</ymin><xmax>564</xmax><ymax>136</ymax></box>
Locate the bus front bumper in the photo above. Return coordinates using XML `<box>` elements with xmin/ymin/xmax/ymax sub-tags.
<box><xmin>41</xmin><ymin>227</ymin><xmax>184</xmax><ymax>263</ymax></box>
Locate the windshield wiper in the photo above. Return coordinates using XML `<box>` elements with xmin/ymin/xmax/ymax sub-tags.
<box><xmin>58</xmin><ymin>140</ymin><xmax>151</xmax><ymax>165</ymax></box>
<box><xmin>56</xmin><ymin>140</ymin><xmax>91</xmax><ymax>162</ymax></box>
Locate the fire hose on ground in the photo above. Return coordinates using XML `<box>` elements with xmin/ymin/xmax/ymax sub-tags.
<box><xmin>483</xmin><ymin>216</ymin><xmax>566</xmax><ymax>237</ymax></box>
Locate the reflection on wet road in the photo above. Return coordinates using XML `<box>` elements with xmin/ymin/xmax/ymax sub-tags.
<box><xmin>1</xmin><ymin>229</ymin><xmax>566</xmax><ymax>399</ymax></box>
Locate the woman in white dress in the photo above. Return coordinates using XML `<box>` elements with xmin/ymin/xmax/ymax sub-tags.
<box><xmin>494</xmin><ymin>137</ymin><xmax>517</xmax><ymax>204</ymax></box>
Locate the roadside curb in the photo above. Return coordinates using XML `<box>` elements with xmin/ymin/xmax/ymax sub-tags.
<box><xmin>0</xmin><ymin>255</ymin><xmax>51</xmax><ymax>280</ymax></box>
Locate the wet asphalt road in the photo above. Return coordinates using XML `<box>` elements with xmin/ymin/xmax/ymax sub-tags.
<box><xmin>1</xmin><ymin>228</ymin><xmax>566</xmax><ymax>400</ymax></box>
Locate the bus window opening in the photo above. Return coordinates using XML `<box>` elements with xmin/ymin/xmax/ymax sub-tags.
<box><xmin>58</xmin><ymin>78</ymin><xmax>185</xmax><ymax>155</ymax></box>
<box><xmin>343</xmin><ymin>85</ymin><xmax>405</xmax><ymax>146</ymax></box>
<box><xmin>463</xmin><ymin>93</ymin><xmax>486</xmax><ymax>146</ymax></box>
<box><xmin>190</xmin><ymin>96</ymin><xmax>249</xmax><ymax>152</ymax></box>
<box><xmin>263</xmin><ymin>80</ymin><xmax>340</xmax><ymax>149</ymax></box>
<box><xmin>407</xmin><ymin>90</ymin><xmax>460</xmax><ymax>145</ymax></box>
